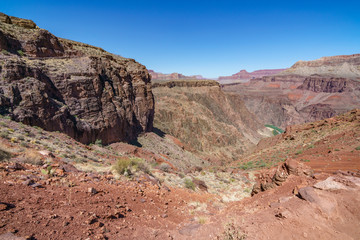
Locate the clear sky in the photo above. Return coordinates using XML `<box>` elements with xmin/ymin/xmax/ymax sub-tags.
<box><xmin>2</xmin><ymin>0</ymin><xmax>360</xmax><ymax>78</ymax></box>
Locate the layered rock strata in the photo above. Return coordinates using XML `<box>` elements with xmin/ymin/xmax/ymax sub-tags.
<box><xmin>0</xmin><ymin>13</ymin><xmax>154</xmax><ymax>144</ymax></box>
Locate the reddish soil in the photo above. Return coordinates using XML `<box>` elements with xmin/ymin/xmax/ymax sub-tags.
<box><xmin>0</xmin><ymin>163</ymin><xmax>213</xmax><ymax>240</ymax></box>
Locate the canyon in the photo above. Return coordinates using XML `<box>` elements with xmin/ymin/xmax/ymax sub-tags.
<box><xmin>0</xmin><ymin>12</ymin><xmax>359</xmax><ymax>240</ymax></box>
<box><xmin>222</xmin><ymin>54</ymin><xmax>360</xmax><ymax>129</ymax></box>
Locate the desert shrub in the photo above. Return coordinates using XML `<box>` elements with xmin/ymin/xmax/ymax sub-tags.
<box><xmin>0</xmin><ymin>131</ymin><xmax>9</xmax><ymax>139</ymax></box>
<box><xmin>159</xmin><ymin>162</ymin><xmax>171</xmax><ymax>172</ymax></box>
<box><xmin>21</xmin><ymin>150</ymin><xmax>44</xmax><ymax>165</ymax></box>
<box><xmin>95</xmin><ymin>139</ymin><xmax>102</xmax><ymax>147</ymax></box>
<box><xmin>219</xmin><ymin>222</ymin><xmax>247</xmax><ymax>240</ymax></box>
<box><xmin>184</xmin><ymin>178</ymin><xmax>195</xmax><ymax>190</ymax></box>
<box><xmin>113</xmin><ymin>157</ymin><xmax>145</xmax><ymax>175</ymax></box>
<box><xmin>0</xmin><ymin>148</ymin><xmax>12</xmax><ymax>162</ymax></box>
<box><xmin>355</xmin><ymin>146</ymin><xmax>360</xmax><ymax>151</ymax></box>
<box><xmin>137</xmin><ymin>161</ymin><xmax>151</xmax><ymax>174</ymax></box>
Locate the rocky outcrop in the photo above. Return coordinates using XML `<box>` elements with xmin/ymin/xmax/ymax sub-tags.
<box><xmin>0</xmin><ymin>13</ymin><xmax>37</xmax><ymax>29</ymax></box>
<box><xmin>0</xmin><ymin>13</ymin><xmax>154</xmax><ymax>144</ymax></box>
<box><xmin>251</xmin><ymin>159</ymin><xmax>314</xmax><ymax>195</ymax></box>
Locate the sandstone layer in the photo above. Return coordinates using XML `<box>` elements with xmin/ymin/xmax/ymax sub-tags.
<box><xmin>0</xmin><ymin>13</ymin><xmax>154</xmax><ymax>144</ymax></box>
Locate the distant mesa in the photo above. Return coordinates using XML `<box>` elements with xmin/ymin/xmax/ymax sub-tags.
<box><xmin>218</xmin><ymin>68</ymin><xmax>287</xmax><ymax>80</ymax></box>
<box><xmin>149</xmin><ymin>70</ymin><xmax>204</xmax><ymax>81</ymax></box>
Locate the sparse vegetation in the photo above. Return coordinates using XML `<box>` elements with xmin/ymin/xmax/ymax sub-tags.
<box><xmin>113</xmin><ymin>157</ymin><xmax>149</xmax><ymax>176</ymax></box>
<box><xmin>159</xmin><ymin>162</ymin><xmax>171</xmax><ymax>172</ymax></box>
<box><xmin>0</xmin><ymin>147</ymin><xmax>12</xmax><ymax>162</ymax></box>
<box><xmin>219</xmin><ymin>222</ymin><xmax>247</xmax><ymax>240</ymax></box>
<box><xmin>295</xmin><ymin>150</ymin><xmax>303</xmax><ymax>155</ymax></box>
<box><xmin>238</xmin><ymin>161</ymin><xmax>254</xmax><ymax>170</ymax></box>
<box><xmin>95</xmin><ymin>139</ymin><xmax>102</xmax><ymax>147</ymax></box>
<box><xmin>184</xmin><ymin>178</ymin><xmax>195</xmax><ymax>190</ymax></box>
<box><xmin>355</xmin><ymin>146</ymin><xmax>360</xmax><ymax>151</ymax></box>
<box><xmin>17</xmin><ymin>49</ymin><xmax>24</xmax><ymax>56</ymax></box>
<box><xmin>1</xmin><ymin>49</ymin><xmax>10</xmax><ymax>55</ymax></box>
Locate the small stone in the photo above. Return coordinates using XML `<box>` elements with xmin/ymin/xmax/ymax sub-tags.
<box><xmin>88</xmin><ymin>187</ymin><xmax>97</xmax><ymax>194</ymax></box>
<box><xmin>161</xmin><ymin>214</ymin><xmax>168</xmax><ymax>218</ymax></box>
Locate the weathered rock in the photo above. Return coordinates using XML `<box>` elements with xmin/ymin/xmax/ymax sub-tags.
<box><xmin>298</xmin><ymin>187</ymin><xmax>319</xmax><ymax>203</ymax></box>
<box><xmin>88</xmin><ymin>187</ymin><xmax>97</xmax><ymax>194</ymax></box>
<box><xmin>0</xmin><ymin>232</ymin><xmax>26</xmax><ymax>240</ymax></box>
<box><xmin>252</xmin><ymin>159</ymin><xmax>314</xmax><ymax>195</ymax></box>
<box><xmin>0</xmin><ymin>13</ymin><xmax>154</xmax><ymax>144</ymax></box>
<box><xmin>313</xmin><ymin>177</ymin><xmax>347</xmax><ymax>190</ymax></box>
<box><xmin>192</xmin><ymin>178</ymin><xmax>208</xmax><ymax>191</ymax></box>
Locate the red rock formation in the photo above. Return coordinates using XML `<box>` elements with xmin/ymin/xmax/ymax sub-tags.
<box><xmin>0</xmin><ymin>13</ymin><xmax>154</xmax><ymax>144</ymax></box>
<box><xmin>218</xmin><ymin>68</ymin><xmax>287</xmax><ymax>80</ymax></box>
<box><xmin>223</xmin><ymin>54</ymin><xmax>360</xmax><ymax>128</ymax></box>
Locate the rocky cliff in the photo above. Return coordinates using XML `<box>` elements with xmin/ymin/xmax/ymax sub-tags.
<box><xmin>152</xmin><ymin>80</ymin><xmax>271</xmax><ymax>162</ymax></box>
<box><xmin>0</xmin><ymin>13</ymin><xmax>154</xmax><ymax>144</ymax></box>
<box><xmin>223</xmin><ymin>54</ymin><xmax>360</xmax><ymax>128</ymax></box>
<box><xmin>280</xmin><ymin>54</ymin><xmax>360</xmax><ymax>79</ymax></box>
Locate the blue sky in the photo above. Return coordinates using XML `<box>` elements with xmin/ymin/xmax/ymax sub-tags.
<box><xmin>2</xmin><ymin>0</ymin><xmax>360</xmax><ymax>78</ymax></box>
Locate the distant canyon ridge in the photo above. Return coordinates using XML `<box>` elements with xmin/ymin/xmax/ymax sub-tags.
<box><xmin>149</xmin><ymin>68</ymin><xmax>287</xmax><ymax>81</ymax></box>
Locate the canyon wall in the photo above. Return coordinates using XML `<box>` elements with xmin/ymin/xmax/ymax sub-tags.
<box><xmin>0</xmin><ymin>13</ymin><xmax>154</xmax><ymax>144</ymax></box>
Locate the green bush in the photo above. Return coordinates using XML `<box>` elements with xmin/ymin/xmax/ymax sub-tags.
<box><xmin>17</xmin><ymin>50</ymin><xmax>24</xmax><ymax>56</ymax></box>
<box><xmin>184</xmin><ymin>178</ymin><xmax>195</xmax><ymax>190</ymax></box>
<box><xmin>95</xmin><ymin>139</ymin><xmax>102</xmax><ymax>147</ymax></box>
<box><xmin>355</xmin><ymin>146</ymin><xmax>360</xmax><ymax>151</ymax></box>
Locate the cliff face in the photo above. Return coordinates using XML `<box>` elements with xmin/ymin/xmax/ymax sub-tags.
<box><xmin>0</xmin><ymin>13</ymin><xmax>154</xmax><ymax>144</ymax></box>
<box><xmin>153</xmin><ymin>80</ymin><xmax>270</xmax><ymax>162</ymax></box>
<box><xmin>297</xmin><ymin>76</ymin><xmax>359</xmax><ymax>93</ymax></box>
<box><xmin>280</xmin><ymin>54</ymin><xmax>360</xmax><ymax>78</ymax></box>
